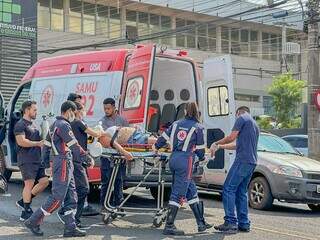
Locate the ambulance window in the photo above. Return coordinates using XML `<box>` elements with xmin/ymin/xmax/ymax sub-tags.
<box><xmin>207</xmin><ymin>86</ymin><xmax>229</xmax><ymax>116</ymax></box>
<box><xmin>14</xmin><ymin>83</ymin><xmax>31</xmax><ymax>113</ymax></box>
<box><xmin>124</xmin><ymin>77</ymin><xmax>143</xmax><ymax>109</ymax></box>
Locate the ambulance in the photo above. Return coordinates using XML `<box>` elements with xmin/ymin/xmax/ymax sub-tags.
<box><xmin>0</xmin><ymin>44</ymin><xmax>235</xmax><ymax>199</ymax></box>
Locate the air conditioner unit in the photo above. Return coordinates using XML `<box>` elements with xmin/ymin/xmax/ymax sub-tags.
<box><xmin>285</xmin><ymin>42</ymin><xmax>301</xmax><ymax>54</ymax></box>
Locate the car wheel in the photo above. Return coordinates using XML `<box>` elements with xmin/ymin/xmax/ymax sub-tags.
<box><xmin>150</xmin><ymin>187</ymin><xmax>171</xmax><ymax>202</ymax></box>
<box><xmin>308</xmin><ymin>204</ymin><xmax>320</xmax><ymax>212</ymax></box>
<box><xmin>249</xmin><ymin>177</ymin><xmax>273</xmax><ymax>210</ymax></box>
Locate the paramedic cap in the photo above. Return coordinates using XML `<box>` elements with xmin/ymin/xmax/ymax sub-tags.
<box><xmin>105</xmin><ymin>126</ymin><xmax>117</xmax><ymax>137</ymax></box>
<box><xmin>67</xmin><ymin>93</ymin><xmax>82</xmax><ymax>102</ymax></box>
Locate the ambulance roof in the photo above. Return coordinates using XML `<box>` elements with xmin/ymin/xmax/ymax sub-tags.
<box><xmin>22</xmin><ymin>49</ymin><xmax>129</xmax><ymax>82</ymax></box>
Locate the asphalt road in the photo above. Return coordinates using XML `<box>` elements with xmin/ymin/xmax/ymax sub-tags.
<box><xmin>0</xmin><ymin>173</ymin><xmax>319</xmax><ymax>240</ymax></box>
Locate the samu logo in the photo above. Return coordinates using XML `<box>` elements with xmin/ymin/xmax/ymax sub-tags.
<box><xmin>0</xmin><ymin>0</ymin><xmax>21</xmax><ymax>23</ymax></box>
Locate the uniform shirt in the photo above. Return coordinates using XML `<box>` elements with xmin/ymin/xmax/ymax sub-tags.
<box><xmin>14</xmin><ymin>118</ymin><xmax>41</xmax><ymax>165</ymax></box>
<box><xmin>232</xmin><ymin>112</ymin><xmax>260</xmax><ymax>165</ymax></box>
<box><xmin>155</xmin><ymin>116</ymin><xmax>205</xmax><ymax>160</ymax></box>
<box><xmin>71</xmin><ymin>119</ymin><xmax>88</xmax><ymax>151</ymax></box>
<box><xmin>100</xmin><ymin>114</ymin><xmax>129</xmax><ymax>130</ymax></box>
<box><xmin>42</xmin><ymin>116</ymin><xmax>86</xmax><ymax>167</ymax></box>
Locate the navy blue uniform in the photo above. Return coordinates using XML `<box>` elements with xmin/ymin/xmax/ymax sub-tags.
<box><xmin>70</xmin><ymin>119</ymin><xmax>90</xmax><ymax>224</ymax></box>
<box><xmin>155</xmin><ymin>116</ymin><xmax>205</xmax><ymax>206</ymax></box>
<box><xmin>27</xmin><ymin>116</ymin><xmax>86</xmax><ymax>230</ymax></box>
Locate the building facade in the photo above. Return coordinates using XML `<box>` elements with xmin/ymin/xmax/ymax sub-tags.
<box><xmin>3</xmin><ymin>0</ymin><xmax>307</xmax><ymax>115</ymax></box>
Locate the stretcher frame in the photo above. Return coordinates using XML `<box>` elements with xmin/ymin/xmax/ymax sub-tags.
<box><xmin>101</xmin><ymin>147</ymin><xmax>170</xmax><ymax>228</ymax></box>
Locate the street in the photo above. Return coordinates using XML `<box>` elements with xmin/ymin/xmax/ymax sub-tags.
<box><xmin>0</xmin><ymin>173</ymin><xmax>319</xmax><ymax>240</ymax></box>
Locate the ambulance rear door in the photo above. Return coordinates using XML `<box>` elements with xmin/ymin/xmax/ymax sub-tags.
<box><xmin>201</xmin><ymin>55</ymin><xmax>235</xmax><ymax>187</ymax></box>
<box><xmin>119</xmin><ymin>44</ymin><xmax>156</xmax><ymax>129</ymax></box>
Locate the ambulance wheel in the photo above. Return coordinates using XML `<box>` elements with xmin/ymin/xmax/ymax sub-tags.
<box><xmin>102</xmin><ymin>214</ymin><xmax>113</xmax><ymax>225</ymax></box>
<box><xmin>153</xmin><ymin>216</ymin><xmax>163</xmax><ymax>228</ymax></box>
<box><xmin>150</xmin><ymin>187</ymin><xmax>171</xmax><ymax>202</ymax></box>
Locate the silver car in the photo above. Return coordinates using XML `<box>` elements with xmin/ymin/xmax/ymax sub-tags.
<box><xmin>196</xmin><ymin>132</ymin><xmax>320</xmax><ymax>212</ymax></box>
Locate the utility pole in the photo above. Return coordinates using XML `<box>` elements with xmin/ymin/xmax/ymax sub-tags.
<box><xmin>307</xmin><ymin>0</ymin><xmax>320</xmax><ymax>161</ymax></box>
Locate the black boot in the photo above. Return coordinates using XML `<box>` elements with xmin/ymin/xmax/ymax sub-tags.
<box><xmin>199</xmin><ymin>201</ymin><xmax>213</xmax><ymax>230</ymax></box>
<box><xmin>63</xmin><ymin>227</ymin><xmax>86</xmax><ymax>237</ymax></box>
<box><xmin>24</xmin><ymin>220</ymin><xmax>44</xmax><ymax>236</ymax></box>
<box><xmin>163</xmin><ymin>205</ymin><xmax>184</xmax><ymax>236</ymax></box>
<box><xmin>190</xmin><ymin>201</ymin><xmax>213</xmax><ymax>233</ymax></box>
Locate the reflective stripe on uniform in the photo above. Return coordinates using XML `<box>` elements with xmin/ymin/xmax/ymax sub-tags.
<box><xmin>169</xmin><ymin>123</ymin><xmax>177</xmax><ymax>148</ymax></box>
<box><xmin>182</xmin><ymin>127</ymin><xmax>196</xmax><ymax>152</ymax></box>
<box><xmin>195</xmin><ymin>144</ymin><xmax>206</xmax><ymax>150</ymax></box>
<box><xmin>188</xmin><ymin>197</ymin><xmax>200</xmax><ymax>205</ymax></box>
<box><xmin>161</xmin><ymin>132</ymin><xmax>170</xmax><ymax>141</ymax></box>
<box><xmin>66</xmin><ymin>139</ymin><xmax>77</xmax><ymax>147</ymax></box>
<box><xmin>169</xmin><ymin>200</ymin><xmax>181</xmax><ymax>208</ymax></box>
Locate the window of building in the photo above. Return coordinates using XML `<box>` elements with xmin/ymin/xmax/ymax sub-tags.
<box><xmin>126</xmin><ymin>10</ymin><xmax>137</xmax><ymax>40</ymax></box>
<box><xmin>221</xmin><ymin>27</ymin><xmax>229</xmax><ymax>53</ymax></box>
<box><xmin>109</xmin><ymin>7</ymin><xmax>121</xmax><ymax>39</ymax></box>
<box><xmin>235</xmin><ymin>94</ymin><xmax>260</xmax><ymax>102</ymax></box>
<box><xmin>138</xmin><ymin>12</ymin><xmax>149</xmax><ymax>37</ymax></box>
<box><xmin>231</xmin><ymin>28</ymin><xmax>240</xmax><ymax>55</ymax></box>
<box><xmin>176</xmin><ymin>18</ymin><xmax>186</xmax><ymax>47</ymax></box>
<box><xmin>197</xmin><ymin>24</ymin><xmax>208</xmax><ymax>50</ymax></box>
<box><xmin>250</xmin><ymin>30</ymin><xmax>258</xmax><ymax>58</ymax></box>
<box><xmin>38</xmin><ymin>0</ymin><xmax>50</xmax><ymax>29</ymax></box>
<box><xmin>96</xmin><ymin>4</ymin><xmax>109</xmax><ymax>37</ymax></box>
<box><xmin>69</xmin><ymin>0</ymin><xmax>82</xmax><ymax>33</ymax></box>
<box><xmin>208</xmin><ymin>23</ymin><xmax>216</xmax><ymax>51</ymax></box>
<box><xmin>208</xmin><ymin>86</ymin><xmax>229</xmax><ymax>116</ymax></box>
<box><xmin>160</xmin><ymin>16</ymin><xmax>171</xmax><ymax>45</ymax></box>
<box><xmin>262</xmin><ymin>32</ymin><xmax>270</xmax><ymax>60</ymax></box>
<box><xmin>186</xmin><ymin>21</ymin><xmax>196</xmax><ymax>48</ymax></box>
<box><xmin>83</xmin><ymin>2</ymin><xmax>95</xmax><ymax>35</ymax></box>
<box><xmin>51</xmin><ymin>0</ymin><xmax>63</xmax><ymax>31</ymax></box>
<box><xmin>240</xmin><ymin>29</ymin><xmax>249</xmax><ymax>56</ymax></box>
<box><xmin>263</xmin><ymin>96</ymin><xmax>274</xmax><ymax>115</ymax></box>
<box><xmin>270</xmin><ymin>34</ymin><xmax>279</xmax><ymax>60</ymax></box>
<box><xmin>150</xmin><ymin>14</ymin><xmax>160</xmax><ymax>44</ymax></box>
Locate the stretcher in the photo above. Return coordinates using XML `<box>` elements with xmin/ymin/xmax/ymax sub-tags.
<box><xmin>101</xmin><ymin>145</ymin><xmax>171</xmax><ymax>228</ymax></box>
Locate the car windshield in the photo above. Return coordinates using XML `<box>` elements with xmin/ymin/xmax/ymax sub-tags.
<box><xmin>258</xmin><ymin>134</ymin><xmax>299</xmax><ymax>155</ymax></box>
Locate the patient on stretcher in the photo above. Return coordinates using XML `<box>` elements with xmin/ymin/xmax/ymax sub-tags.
<box><xmin>99</xmin><ymin>126</ymin><xmax>157</xmax><ymax>148</ymax></box>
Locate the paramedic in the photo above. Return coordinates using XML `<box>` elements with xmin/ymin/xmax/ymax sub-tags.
<box><xmin>153</xmin><ymin>102</ymin><xmax>212</xmax><ymax>236</ymax></box>
<box><xmin>211</xmin><ymin>106</ymin><xmax>259</xmax><ymax>234</ymax></box>
<box><xmin>68</xmin><ymin>102</ymin><xmax>102</xmax><ymax>227</ymax></box>
<box><xmin>67</xmin><ymin>92</ymin><xmax>99</xmax><ymax>217</ymax></box>
<box><xmin>24</xmin><ymin>101</ymin><xmax>86</xmax><ymax>237</ymax></box>
<box><xmin>14</xmin><ymin>100</ymin><xmax>49</xmax><ymax>221</ymax></box>
<box><xmin>100</xmin><ymin>98</ymin><xmax>129</xmax><ymax>209</ymax></box>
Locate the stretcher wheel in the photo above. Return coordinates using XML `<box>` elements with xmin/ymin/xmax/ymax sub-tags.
<box><xmin>153</xmin><ymin>216</ymin><xmax>164</xmax><ymax>228</ymax></box>
<box><xmin>111</xmin><ymin>212</ymin><xmax>118</xmax><ymax>219</ymax></box>
<box><xmin>102</xmin><ymin>213</ymin><xmax>113</xmax><ymax>225</ymax></box>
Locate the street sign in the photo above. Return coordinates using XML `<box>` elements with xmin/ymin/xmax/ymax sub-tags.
<box><xmin>313</xmin><ymin>90</ymin><xmax>320</xmax><ymax>112</ymax></box>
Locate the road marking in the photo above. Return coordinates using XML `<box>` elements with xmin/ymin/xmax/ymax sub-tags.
<box><xmin>253</xmin><ymin>226</ymin><xmax>318</xmax><ymax>240</ymax></box>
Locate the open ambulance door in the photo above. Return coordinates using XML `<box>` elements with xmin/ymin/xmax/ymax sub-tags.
<box><xmin>119</xmin><ymin>44</ymin><xmax>156</xmax><ymax>129</ymax></box>
<box><xmin>202</xmin><ymin>56</ymin><xmax>235</xmax><ymax>187</ymax></box>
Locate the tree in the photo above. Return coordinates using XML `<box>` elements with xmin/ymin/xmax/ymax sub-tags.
<box><xmin>268</xmin><ymin>73</ymin><xmax>305</xmax><ymax>128</ymax></box>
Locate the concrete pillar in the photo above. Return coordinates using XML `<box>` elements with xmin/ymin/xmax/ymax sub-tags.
<box><xmin>171</xmin><ymin>16</ymin><xmax>176</xmax><ymax>47</ymax></box>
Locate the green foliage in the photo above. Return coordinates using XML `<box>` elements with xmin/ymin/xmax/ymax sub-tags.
<box><xmin>257</xmin><ymin>117</ymin><xmax>273</xmax><ymax>130</ymax></box>
<box><xmin>268</xmin><ymin>73</ymin><xmax>305</xmax><ymax>129</ymax></box>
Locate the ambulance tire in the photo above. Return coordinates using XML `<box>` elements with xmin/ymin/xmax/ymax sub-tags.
<box><xmin>150</xmin><ymin>187</ymin><xmax>171</xmax><ymax>202</ymax></box>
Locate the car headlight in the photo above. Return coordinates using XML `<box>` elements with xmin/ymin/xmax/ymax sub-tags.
<box><xmin>272</xmin><ymin>165</ymin><xmax>303</xmax><ymax>178</ymax></box>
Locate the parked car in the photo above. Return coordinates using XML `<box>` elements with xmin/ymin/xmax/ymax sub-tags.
<box><xmin>282</xmin><ymin>134</ymin><xmax>308</xmax><ymax>156</ymax></box>
<box><xmin>196</xmin><ymin>132</ymin><xmax>320</xmax><ymax>212</ymax></box>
